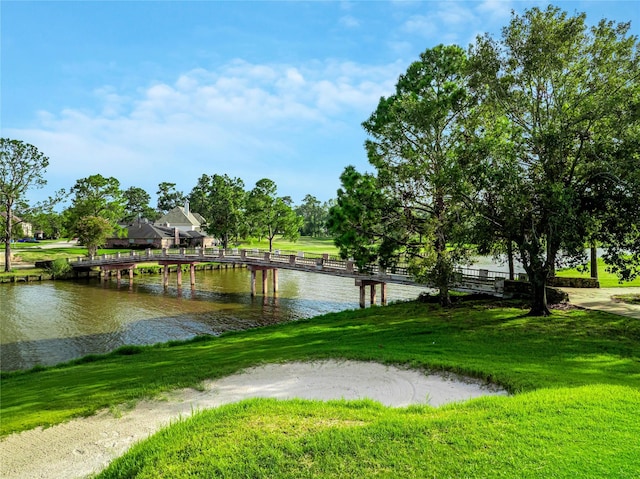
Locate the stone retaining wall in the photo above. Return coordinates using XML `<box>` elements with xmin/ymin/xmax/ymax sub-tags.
<box><xmin>503</xmin><ymin>280</ymin><xmax>569</xmax><ymax>303</ymax></box>
<box><xmin>548</xmin><ymin>276</ymin><xmax>600</xmax><ymax>288</ymax></box>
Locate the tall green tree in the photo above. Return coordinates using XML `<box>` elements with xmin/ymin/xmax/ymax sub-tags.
<box><xmin>186</xmin><ymin>175</ymin><xmax>210</xmax><ymax>219</ymax></box>
<box><xmin>582</xmin><ymin>124</ymin><xmax>640</xmax><ymax>281</ymax></box>
<box><xmin>188</xmin><ymin>174</ymin><xmax>246</xmax><ymax>249</ymax></box>
<box><xmin>74</xmin><ymin>216</ymin><xmax>113</xmax><ymax>257</ymax></box>
<box><xmin>246</xmin><ymin>178</ymin><xmax>302</xmax><ymax>251</ymax></box>
<box><xmin>296</xmin><ymin>194</ymin><xmax>329</xmax><ymax>237</ymax></box>
<box><xmin>156</xmin><ymin>182</ymin><xmax>185</xmax><ymax>215</ymax></box>
<box><xmin>359</xmin><ymin>44</ymin><xmax>476</xmax><ymax>306</ymax></box>
<box><xmin>65</xmin><ymin>174</ymin><xmax>125</xmax><ymax>254</ymax></box>
<box><xmin>66</xmin><ymin>174</ymin><xmax>124</xmax><ymax>223</ymax></box>
<box><xmin>468</xmin><ymin>6</ymin><xmax>640</xmax><ymax>315</ymax></box>
<box><xmin>461</xmin><ymin>114</ymin><xmax>522</xmax><ymax>280</ymax></box>
<box><xmin>1</xmin><ymin>139</ymin><xmax>50</xmax><ymax>271</ymax></box>
<box><xmin>122</xmin><ymin>186</ymin><xmax>157</xmax><ymax>222</ymax></box>
<box><xmin>327</xmin><ymin>166</ymin><xmax>402</xmax><ymax>272</ymax></box>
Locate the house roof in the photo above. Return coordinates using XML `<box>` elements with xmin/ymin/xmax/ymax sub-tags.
<box><xmin>125</xmin><ymin>223</ymin><xmax>175</xmax><ymax>239</ymax></box>
<box><xmin>192</xmin><ymin>212</ymin><xmax>206</xmax><ymax>223</ymax></box>
<box><xmin>155</xmin><ymin>205</ymin><xmax>203</xmax><ymax>227</ymax></box>
<box><xmin>121</xmin><ymin>222</ymin><xmax>208</xmax><ymax>240</ymax></box>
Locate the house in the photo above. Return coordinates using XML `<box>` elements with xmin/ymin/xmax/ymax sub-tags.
<box><xmin>154</xmin><ymin>201</ymin><xmax>206</xmax><ymax>232</ymax></box>
<box><xmin>1</xmin><ymin>212</ymin><xmax>33</xmax><ymax>238</ymax></box>
<box><xmin>105</xmin><ymin>220</ymin><xmax>214</xmax><ymax>249</ymax></box>
<box><xmin>106</xmin><ymin>202</ymin><xmax>215</xmax><ymax>249</ymax></box>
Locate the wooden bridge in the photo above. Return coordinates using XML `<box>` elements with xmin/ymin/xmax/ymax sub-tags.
<box><xmin>70</xmin><ymin>247</ymin><xmax>515</xmax><ymax>307</ymax></box>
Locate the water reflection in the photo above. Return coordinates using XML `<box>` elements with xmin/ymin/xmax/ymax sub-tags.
<box><xmin>1</xmin><ymin>268</ymin><xmax>428</xmax><ymax>371</ymax></box>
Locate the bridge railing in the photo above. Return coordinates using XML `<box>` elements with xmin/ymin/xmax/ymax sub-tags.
<box><xmin>70</xmin><ymin>248</ymin><xmax>509</xmax><ymax>286</ymax></box>
<box><xmin>454</xmin><ymin>267</ymin><xmax>510</xmax><ymax>281</ymax></box>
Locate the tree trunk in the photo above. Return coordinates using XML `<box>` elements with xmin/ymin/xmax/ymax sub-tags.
<box><xmin>507</xmin><ymin>241</ymin><xmax>514</xmax><ymax>281</ymax></box>
<box><xmin>590</xmin><ymin>242</ymin><xmax>598</xmax><ymax>279</ymax></box>
<box><xmin>4</xmin><ymin>204</ymin><xmax>13</xmax><ymax>272</ymax></box>
<box><xmin>546</xmin><ymin>241</ymin><xmax>556</xmax><ymax>277</ymax></box>
<box><xmin>528</xmin><ymin>270</ymin><xmax>550</xmax><ymax>316</ymax></box>
<box><xmin>435</xmin><ymin>253</ymin><xmax>452</xmax><ymax>307</ymax></box>
<box><xmin>438</xmin><ymin>284</ymin><xmax>452</xmax><ymax>307</ymax></box>
<box><xmin>434</xmin><ymin>192</ymin><xmax>451</xmax><ymax>308</ymax></box>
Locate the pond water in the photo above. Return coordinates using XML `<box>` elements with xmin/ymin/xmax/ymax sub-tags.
<box><xmin>1</xmin><ymin>268</ymin><xmax>429</xmax><ymax>371</ymax></box>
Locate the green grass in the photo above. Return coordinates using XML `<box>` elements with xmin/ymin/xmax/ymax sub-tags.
<box><xmin>3</xmin><ymin>300</ymin><xmax>639</xmax><ymax>477</ymax></box>
<box><xmin>8</xmin><ymin>245</ymin><xmax>129</xmax><ymax>263</ymax></box>
<box><xmin>97</xmin><ymin>388</ymin><xmax>640</xmax><ymax>479</ymax></box>
<box><xmin>556</xmin><ymin>258</ymin><xmax>640</xmax><ymax>287</ymax></box>
<box><xmin>0</xmin><ymin>267</ymin><xmax>48</xmax><ymax>278</ymax></box>
<box><xmin>2</xmin><ymin>301</ymin><xmax>639</xmax><ymax>438</ymax></box>
<box><xmin>238</xmin><ymin>236</ymin><xmax>339</xmax><ymax>255</ymax></box>
<box><xmin>0</xmin><ymin>246</ymin><xmax>139</xmax><ymax>278</ymax></box>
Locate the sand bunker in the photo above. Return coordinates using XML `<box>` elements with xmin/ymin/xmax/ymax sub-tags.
<box><xmin>0</xmin><ymin>360</ymin><xmax>508</xmax><ymax>479</ymax></box>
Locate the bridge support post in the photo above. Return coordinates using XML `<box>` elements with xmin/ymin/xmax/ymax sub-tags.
<box><xmin>356</xmin><ymin>279</ymin><xmax>387</xmax><ymax>308</ymax></box>
<box><xmin>262</xmin><ymin>269</ymin><xmax>268</xmax><ymax>294</ymax></box>
<box><xmin>250</xmin><ymin>269</ymin><xmax>257</xmax><ymax>297</ymax></box>
<box><xmin>190</xmin><ymin>264</ymin><xmax>196</xmax><ymax>286</ymax></box>
<box><xmin>176</xmin><ymin>267</ymin><xmax>183</xmax><ymax>287</ymax></box>
<box><xmin>163</xmin><ymin>265</ymin><xmax>169</xmax><ymax>288</ymax></box>
<box><xmin>249</xmin><ymin>265</ymin><xmax>278</xmax><ymax>298</ymax></box>
<box><xmin>273</xmin><ymin>268</ymin><xmax>279</xmax><ymax>294</ymax></box>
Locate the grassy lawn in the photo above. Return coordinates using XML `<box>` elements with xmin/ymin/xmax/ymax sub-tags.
<box><xmin>556</xmin><ymin>258</ymin><xmax>640</xmax><ymax>287</ymax></box>
<box><xmin>5</xmin><ymin>244</ymin><xmax>123</xmax><ymax>263</ymax></box>
<box><xmin>238</xmin><ymin>236</ymin><xmax>339</xmax><ymax>255</ymax></box>
<box><xmin>2</xmin><ymin>299</ymin><xmax>639</xmax><ymax>476</ymax></box>
<box><xmin>98</xmin><ymin>387</ymin><xmax>640</xmax><ymax>478</ymax></box>
<box><xmin>0</xmin><ymin>245</ymin><xmax>129</xmax><ymax>279</ymax></box>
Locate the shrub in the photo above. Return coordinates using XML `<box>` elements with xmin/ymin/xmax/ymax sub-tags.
<box><xmin>46</xmin><ymin>258</ymin><xmax>72</xmax><ymax>278</ymax></box>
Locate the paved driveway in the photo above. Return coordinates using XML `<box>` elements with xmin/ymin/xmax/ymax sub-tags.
<box><xmin>560</xmin><ymin>287</ymin><xmax>640</xmax><ymax>319</ymax></box>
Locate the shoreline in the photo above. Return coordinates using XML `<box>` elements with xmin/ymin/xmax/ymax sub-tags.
<box><xmin>0</xmin><ymin>261</ymin><xmax>239</xmax><ymax>284</ymax></box>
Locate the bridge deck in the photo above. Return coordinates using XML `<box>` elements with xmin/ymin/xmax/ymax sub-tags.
<box><xmin>70</xmin><ymin>247</ymin><xmax>512</xmax><ymax>297</ymax></box>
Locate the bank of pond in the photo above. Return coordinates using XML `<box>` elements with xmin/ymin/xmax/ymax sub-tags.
<box><xmin>0</xmin><ymin>261</ymin><xmax>236</xmax><ymax>283</ymax></box>
<box><xmin>2</xmin><ymin>300</ymin><xmax>639</xmax><ymax>477</ymax></box>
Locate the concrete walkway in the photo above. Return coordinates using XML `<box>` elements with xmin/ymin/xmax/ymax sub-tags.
<box><xmin>560</xmin><ymin>287</ymin><xmax>640</xmax><ymax>319</ymax></box>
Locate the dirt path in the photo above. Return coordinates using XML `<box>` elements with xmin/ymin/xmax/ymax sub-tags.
<box><xmin>0</xmin><ymin>360</ymin><xmax>507</xmax><ymax>479</ymax></box>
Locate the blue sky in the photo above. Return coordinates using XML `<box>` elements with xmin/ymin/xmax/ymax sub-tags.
<box><xmin>2</xmin><ymin>1</ymin><xmax>639</xmax><ymax>207</ymax></box>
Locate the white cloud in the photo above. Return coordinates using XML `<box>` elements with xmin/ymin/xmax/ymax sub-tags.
<box><xmin>339</xmin><ymin>15</ymin><xmax>360</xmax><ymax>28</ymax></box>
<box><xmin>403</xmin><ymin>14</ymin><xmax>437</xmax><ymax>35</ymax></box>
<box><xmin>401</xmin><ymin>1</ymin><xmax>492</xmax><ymax>44</ymax></box>
<box><xmin>7</xmin><ymin>59</ymin><xmax>399</xmax><ymax>202</ymax></box>
<box><xmin>475</xmin><ymin>0</ymin><xmax>514</xmax><ymax>21</ymax></box>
